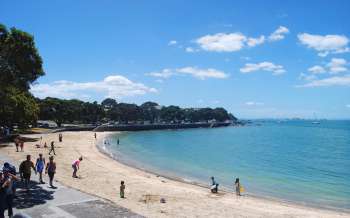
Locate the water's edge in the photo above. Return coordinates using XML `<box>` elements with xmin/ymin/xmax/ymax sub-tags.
<box><xmin>96</xmin><ymin>132</ymin><xmax>350</xmax><ymax>214</ymax></box>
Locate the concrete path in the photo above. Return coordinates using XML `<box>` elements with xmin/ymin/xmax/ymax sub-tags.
<box><xmin>0</xmin><ymin>153</ymin><xmax>143</xmax><ymax>218</ymax></box>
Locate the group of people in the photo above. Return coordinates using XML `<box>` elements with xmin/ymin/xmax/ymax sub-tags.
<box><xmin>0</xmin><ymin>133</ymin><xmax>87</xmax><ymax>218</ymax></box>
<box><xmin>18</xmin><ymin>154</ymin><xmax>57</xmax><ymax>189</ymax></box>
<box><xmin>210</xmin><ymin>176</ymin><xmax>243</xmax><ymax>196</ymax></box>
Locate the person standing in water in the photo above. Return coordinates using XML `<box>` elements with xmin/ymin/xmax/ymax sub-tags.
<box><xmin>48</xmin><ymin>141</ymin><xmax>56</xmax><ymax>155</ymax></box>
<box><xmin>72</xmin><ymin>157</ymin><xmax>83</xmax><ymax>178</ymax></box>
<box><xmin>117</xmin><ymin>138</ymin><xmax>120</xmax><ymax>145</ymax></box>
<box><xmin>94</xmin><ymin>133</ymin><xmax>97</xmax><ymax>139</ymax></box>
<box><xmin>45</xmin><ymin>156</ymin><xmax>56</xmax><ymax>188</ymax></box>
<box><xmin>234</xmin><ymin>178</ymin><xmax>241</xmax><ymax>196</ymax></box>
<box><xmin>120</xmin><ymin>181</ymin><xmax>125</xmax><ymax>198</ymax></box>
<box><xmin>35</xmin><ymin>154</ymin><xmax>45</xmax><ymax>184</ymax></box>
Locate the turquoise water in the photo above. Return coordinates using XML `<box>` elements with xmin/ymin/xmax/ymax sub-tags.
<box><xmin>101</xmin><ymin>120</ymin><xmax>350</xmax><ymax>210</ymax></box>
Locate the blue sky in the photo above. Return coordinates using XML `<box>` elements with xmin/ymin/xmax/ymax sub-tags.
<box><xmin>1</xmin><ymin>0</ymin><xmax>350</xmax><ymax>119</ymax></box>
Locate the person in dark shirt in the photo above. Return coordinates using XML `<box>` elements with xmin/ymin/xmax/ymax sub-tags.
<box><xmin>0</xmin><ymin>171</ymin><xmax>11</xmax><ymax>218</ymax></box>
<box><xmin>3</xmin><ymin>170</ymin><xmax>18</xmax><ymax>218</ymax></box>
<box><xmin>19</xmin><ymin>155</ymin><xmax>37</xmax><ymax>190</ymax></box>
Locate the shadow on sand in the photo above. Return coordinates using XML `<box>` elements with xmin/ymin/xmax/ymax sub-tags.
<box><xmin>14</xmin><ymin>180</ymin><xmax>55</xmax><ymax>209</ymax></box>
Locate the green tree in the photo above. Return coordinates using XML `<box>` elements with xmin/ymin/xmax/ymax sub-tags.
<box><xmin>0</xmin><ymin>87</ymin><xmax>39</xmax><ymax>128</ymax></box>
<box><xmin>140</xmin><ymin>101</ymin><xmax>160</xmax><ymax>123</ymax></box>
<box><xmin>0</xmin><ymin>24</ymin><xmax>44</xmax><ymax>128</ymax></box>
<box><xmin>0</xmin><ymin>24</ymin><xmax>44</xmax><ymax>91</ymax></box>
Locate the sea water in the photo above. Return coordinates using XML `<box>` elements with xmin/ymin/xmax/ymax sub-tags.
<box><xmin>100</xmin><ymin>120</ymin><xmax>350</xmax><ymax>210</ymax></box>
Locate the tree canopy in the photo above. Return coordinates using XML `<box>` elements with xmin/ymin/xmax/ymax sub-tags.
<box><xmin>36</xmin><ymin>97</ymin><xmax>237</xmax><ymax>126</ymax></box>
<box><xmin>0</xmin><ymin>23</ymin><xmax>44</xmax><ymax>128</ymax></box>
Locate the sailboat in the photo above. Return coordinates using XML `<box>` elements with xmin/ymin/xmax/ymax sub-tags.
<box><xmin>312</xmin><ymin>113</ymin><xmax>320</xmax><ymax>124</ymax></box>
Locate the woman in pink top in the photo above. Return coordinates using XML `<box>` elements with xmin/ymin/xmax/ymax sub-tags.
<box><xmin>72</xmin><ymin>157</ymin><xmax>83</xmax><ymax>178</ymax></box>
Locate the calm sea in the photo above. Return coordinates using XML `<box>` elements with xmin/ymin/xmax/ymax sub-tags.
<box><xmin>100</xmin><ymin>120</ymin><xmax>350</xmax><ymax>210</ymax></box>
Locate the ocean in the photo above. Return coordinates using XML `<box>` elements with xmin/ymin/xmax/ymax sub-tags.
<box><xmin>99</xmin><ymin>120</ymin><xmax>350</xmax><ymax>210</ymax></box>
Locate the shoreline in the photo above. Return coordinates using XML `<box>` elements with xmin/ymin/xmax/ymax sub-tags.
<box><xmin>97</xmin><ymin>132</ymin><xmax>350</xmax><ymax>214</ymax></box>
<box><xmin>1</xmin><ymin>131</ymin><xmax>349</xmax><ymax>217</ymax></box>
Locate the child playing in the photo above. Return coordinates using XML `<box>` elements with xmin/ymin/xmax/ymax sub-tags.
<box><xmin>120</xmin><ymin>181</ymin><xmax>125</xmax><ymax>198</ymax></box>
<box><xmin>72</xmin><ymin>157</ymin><xmax>83</xmax><ymax>178</ymax></box>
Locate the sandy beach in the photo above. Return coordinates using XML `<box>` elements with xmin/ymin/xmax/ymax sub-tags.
<box><xmin>1</xmin><ymin>131</ymin><xmax>349</xmax><ymax>218</ymax></box>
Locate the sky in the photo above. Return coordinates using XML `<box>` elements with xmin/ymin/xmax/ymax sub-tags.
<box><xmin>1</xmin><ymin>0</ymin><xmax>350</xmax><ymax>119</ymax></box>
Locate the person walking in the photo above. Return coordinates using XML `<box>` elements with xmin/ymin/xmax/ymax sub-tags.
<box><xmin>19</xmin><ymin>140</ymin><xmax>24</xmax><ymax>152</ymax></box>
<box><xmin>48</xmin><ymin>141</ymin><xmax>56</xmax><ymax>155</ymax></box>
<box><xmin>45</xmin><ymin>156</ymin><xmax>56</xmax><ymax>188</ymax></box>
<box><xmin>14</xmin><ymin>138</ymin><xmax>19</xmax><ymax>152</ymax></box>
<box><xmin>35</xmin><ymin>154</ymin><xmax>45</xmax><ymax>184</ymax></box>
<box><xmin>19</xmin><ymin>155</ymin><xmax>36</xmax><ymax>190</ymax></box>
<box><xmin>72</xmin><ymin>157</ymin><xmax>83</xmax><ymax>178</ymax></box>
<box><xmin>58</xmin><ymin>133</ymin><xmax>62</xmax><ymax>142</ymax></box>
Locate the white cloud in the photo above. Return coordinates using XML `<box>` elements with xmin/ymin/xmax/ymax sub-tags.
<box><xmin>185</xmin><ymin>47</ymin><xmax>198</xmax><ymax>53</ymax></box>
<box><xmin>297</xmin><ymin>33</ymin><xmax>349</xmax><ymax>57</ymax></box>
<box><xmin>193</xmin><ymin>26</ymin><xmax>288</xmax><ymax>52</ymax></box>
<box><xmin>268</xmin><ymin>26</ymin><xmax>289</xmax><ymax>41</ymax></box>
<box><xmin>168</xmin><ymin>40</ymin><xmax>177</xmax><ymax>46</ymax></box>
<box><xmin>299</xmin><ymin>73</ymin><xmax>317</xmax><ymax>81</ymax></box>
<box><xmin>147</xmin><ymin>67</ymin><xmax>229</xmax><ymax>80</ymax></box>
<box><xmin>298</xmin><ymin>75</ymin><xmax>350</xmax><ymax>87</ymax></box>
<box><xmin>245</xmin><ymin>101</ymin><xmax>264</xmax><ymax>106</ymax></box>
<box><xmin>147</xmin><ymin>69</ymin><xmax>174</xmax><ymax>78</ymax></box>
<box><xmin>327</xmin><ymin>58</ymin><xmax>348</xmax><ymax>74</ymax></box>
<box><xmin>31</xmin><ymin>75</ymin><xmax>157</xmax><ymax>100</ymax></box>
<box><xmin>247</xmin><ymin>36</ymin><xmax>265</xmax><ymax>47</ymax></box>
<box><xmin>308</xmin><ymin>65</ymin><xmax>326</xmax><ymax>74</ymax></box>
<box><xmin>240</xmin><ymin>61</ymin><xmax>286</xmax><ymax>75</ymax></box>
<box><xmin>176</xmin><ymin>67</ymin><xmax>229</xmax><ymax>80</ymax></box>
<box><xmin>196</xmin><ymin>33</ymin><xmax>246</xmax><ymax>52</ymax></box>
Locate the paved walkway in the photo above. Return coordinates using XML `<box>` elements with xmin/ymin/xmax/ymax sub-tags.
<box><xmin>0</xmin><ymin>153</ymin><xmax>143</xmax><ymax>218</ymax></box>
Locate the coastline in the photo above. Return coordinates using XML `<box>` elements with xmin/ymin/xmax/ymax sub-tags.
<box><xmin>1</xmin><ymin>131</ymin><xmax>349</xmax><ymax>217</ymax></box>
<box><xmin>96</xmin><ymin>132</ymin><xmax>350</xmax><ymax>214</ymax></box>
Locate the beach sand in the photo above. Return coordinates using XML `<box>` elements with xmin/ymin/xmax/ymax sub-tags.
<box><xmin>1</xmin><ymin>131</ymin><xmax>349</xmax><ymax>218</ymax></box>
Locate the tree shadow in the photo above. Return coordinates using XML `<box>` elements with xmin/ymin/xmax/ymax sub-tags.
<box><xmin>14</xmin><ymin>180</ymin><xmax>55</xmax><ymax>209</ymax></box>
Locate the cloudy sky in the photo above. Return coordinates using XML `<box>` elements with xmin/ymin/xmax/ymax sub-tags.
<box><xmin>2</xmin><ymin>0</ymin><xmax>350</xmax><ymax>119</ymax></box>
